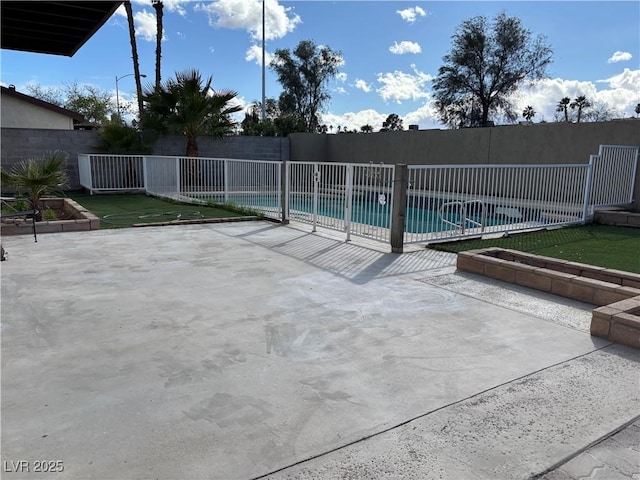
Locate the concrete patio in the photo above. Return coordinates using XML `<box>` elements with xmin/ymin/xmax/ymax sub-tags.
<box><xmin>1</xmin><ymin>221</ymin><xmax>638</xmax><ymax>479</ymax></box>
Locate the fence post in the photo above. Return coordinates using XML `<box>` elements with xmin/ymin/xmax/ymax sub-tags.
<box><xmin>345</xmin><ymin>164</ymin><xmax>353</xmax><ymax>241</ymax></box>
<box><xmin>390</xmin><ymin>164</ymin><xmax>408</xmax><ymax>253</ymax></box>
<box><xmin>142</xmin><ymin>156</ymin><xmax>148</xmax><ymax>193</ymax></box>
<box><xmin>224</xmin><ymin>159</ymin><xmax>229</xmax><ymax>203</ymax></box>
<box><xmin>280</xmin><ymin>160</ymin><xmax>289</xmax><ymax>224</ymax></box>
<box><xmin>176</xmin><ymin>157</ymin><xmax>181</xmax><ymax>197</ymax></box>
<box><xmin>582</xmin><ymin>156</ymin><xmax>595</xmax><ymax>222</ymax></box>
<box><xmin>312</xmin><ymin>163</ymin><xmax>319</xmax><ymax>232</ymax></box>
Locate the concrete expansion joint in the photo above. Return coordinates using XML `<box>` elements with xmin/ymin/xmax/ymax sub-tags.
<box><xmin>530</xmin><ymin>414</ymin><xmax>640</xmax><ymax>480</ymax></box>
<box><xmin>255</xmin><ymin>347</ymin><xmax>619</xmax><ymax>480</ymax></box>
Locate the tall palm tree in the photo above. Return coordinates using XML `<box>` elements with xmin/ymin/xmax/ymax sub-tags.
<box><xmin>570</xmin><ymin>95</ymin><xmax>591</xmax><ymax>123</ymax></box>
<box><xmin>556</xmin><ymin>97</ymin><xmax>571</xmax><ymax>122</ymax></box>
<box><xmin>152</xmin><ymin>1</ymin><xmax>163</xmax><ymax>89</ymax></box>
<box><xmin>125</xmin><ymin>1</ymin><xmax>144</xmax><ymax>117</ymax></box>
<box><xmin>142</xmin><ymin>69</ymin><xmax>242</xmax><ymax>157</ymax></box>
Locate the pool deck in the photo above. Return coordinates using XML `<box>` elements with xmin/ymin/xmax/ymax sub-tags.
<box><xmin>1</xmin><ymin>221</ymin><xmax>638</xmax><ymax>479</ymax></box>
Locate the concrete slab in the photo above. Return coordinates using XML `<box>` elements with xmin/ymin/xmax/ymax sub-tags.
<box><xmin>1</xmin><ymin>222</ymin><xmax>637</xmax><ymax>480</ymax></box>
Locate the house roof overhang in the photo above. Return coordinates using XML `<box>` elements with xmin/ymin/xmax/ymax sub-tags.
<box><xmin>1</xmin><ymin>1</ymin><xmax>123</xmax><ymax>57</ymax></box>
<box><xmin>1</xmin><ymin>85</ymin><xmax>86</xmax><ymax>121</ymax></box>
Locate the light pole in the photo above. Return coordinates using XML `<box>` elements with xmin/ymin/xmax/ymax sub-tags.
<box><xmin>115</xmin><ymin>73</ymin><xmax>146</xmax><ymax>121</ymax></box>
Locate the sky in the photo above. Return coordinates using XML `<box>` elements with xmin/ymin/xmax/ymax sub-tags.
<box><xmin>1</xmin><ymin>1</ymin><xmax>639</xmax><ymax>131</ymax></box>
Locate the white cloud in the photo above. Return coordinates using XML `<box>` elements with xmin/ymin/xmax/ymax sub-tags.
<box><xmin>607</xmin><ymin>51</ymin><xmax>632</xmax><ymax>63</ymax></box>
<box><xmin>134</xmin><ymin>10</ymin><xmax>160</xmax><ymax>41</ymax></box>
<box><xmin>396</xmin><ymin>6</ymin><xmax>427</xmax><ymax>24</ymax></box>
<box><xmin>511</xmin><ymin>70</ymin><xmax>640</xmax><ymax>121</ymax></box>
<box><xmin>335</xmin><ymin>87</ymin><xmax>347</xmax><ymax>95</ymax></box>
<box><xmin>133</xmin><ymin>0</ymin><xmax>189</xmax><ymax>16</ymax></box>
<box><xmin>245</xmin><ymin>44</ymin><xmax>274</xmax><ymax>66</ymax></box>
<box><xmin>320</xmin><ymin>109</ymin><xmax>388</xmax><ymax>132</ymax></box>
<box><xmin>376</xmin><ymin>64</ymin><xmax>432</xmax><ymax>103</ymax></box>
<box><xmin>354</xmin><ymin>79</ymin><xmax>371</xmax><ymax>93</ymax></box>
<box><xmin>389</xmin><ymin>41</ymin><xmax>422</xmax><ymax>55</ymax></box>
<box><xmin>195</xmin><ymin>0</ymin><xmax>301</xmax><ymax>41</ymax></box>
<box><xmin>336</xmin><ymin>72</ymin><xmax>348</xmax><ymax>83</ymax></box>
<box><xmin>403</xmin><ymin>102</ymin><xmax>441</xmax><ymax>130</ymax></box>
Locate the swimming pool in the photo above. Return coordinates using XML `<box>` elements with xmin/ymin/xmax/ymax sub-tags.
<box><xmin>192</xmin><ymin>191</ymin><xmax>513</xmax><ymax>235</ymax></box>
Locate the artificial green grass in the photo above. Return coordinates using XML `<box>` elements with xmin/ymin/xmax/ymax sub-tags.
<box><xmin>67</xmin><ymin>192</ymin><xmax>245</xmax><ymax>229</ymax></box>
<box><xmin>430</xmin><ymin>224</ymin><xmax>640</xmax><ymax>274</ymax></box>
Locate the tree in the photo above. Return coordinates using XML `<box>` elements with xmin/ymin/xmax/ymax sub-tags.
<box><xmin>125</xmin><ymin>1</ymin><xmax>144</xmax><ymax>116</ymax></box>
<box><xmin>635</xmin><ymin>103</ymin><xmax>640</xmax><ymax>118</ymax></box>
<box><xmin>556</xmin><ymin>97</ymin><xmax>571</xmax><ymax>122</ymax></box>
<box><xmin>27</xmin><ymin>82</ymin><xmax>117</xmax><ymax>124</ymax></box>
<box><xmin>383</xmin><ymin>113</ymin><xmax>404</xmax><ymax>131</ymax></box>
<box><xmin>270</xmin><ymin>40</ymin><xmax>342</xmax><ymax>133</ymax></box>
<box><xmin>360</xmin><ymin>124</ymin><xmax>373</xmax><ymax>133</ymax></box>
<box><xmin>141</xmin><ymin>69</ymin><xmax>242</xmax><ymax>157</ymax></box>
<box><xmin>433</xmin><ymin>13</ymin><xmax>553</xmax><ymax>128</ymax></box>
<box><xmin>152</xmin><ymin>1</ymin><xmax>163</xmax><ymax>89</ymax></box>
<box><xmin>1</xmin><ymin>151</ymin><xmax>69</xmax><ymax>220</ymax></box>
<box><xmin>570</xmin><ymin>95</ymin><xmax>591</xmax><ymax>123</ymax></box>
<box><xmin>522</xmin><ymin>105</ymin><xmax>535</xmax><ymax>122</ymax></box>
<box><xmin>241</xmin><ymin>99</ymin><xmax>279</xmax><ymax>136</ymax></box>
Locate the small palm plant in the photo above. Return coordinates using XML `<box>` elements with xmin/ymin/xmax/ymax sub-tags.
<box><xmin>1</xmin><ymin>151</ymin><xmax>69</xmax><ymax>220</ymax></box>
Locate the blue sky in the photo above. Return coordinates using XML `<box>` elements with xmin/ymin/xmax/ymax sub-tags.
<box><xmin>2</xmin><ymin>1</ymin><xmax>639</xmax><ymax>130</ymax></box>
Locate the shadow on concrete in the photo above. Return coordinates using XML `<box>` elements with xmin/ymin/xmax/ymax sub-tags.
<box><xmin>219</xmin><ymin>223</ymin><xmax>456</xmax><ymax>285</ymax></box>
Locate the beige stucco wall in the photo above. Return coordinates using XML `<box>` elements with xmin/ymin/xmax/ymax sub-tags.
<box><xmin>290</xmin><ymin>120</ymin><xmax>640</xmax><ymax>166</ymax></box>
<box><xmin>290</xmin><ymin>119</ymin><xmax>640</xmax><ymax>210</ymax></box>
<box><xmin>1</xmin><ymin>95</ymin><xmax>75</xmax><ymax>130</ymax></box>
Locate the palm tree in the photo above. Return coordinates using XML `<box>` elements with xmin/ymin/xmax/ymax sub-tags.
<box><xmin>570</xmin><ymin>95</ymin><xmax>591</xmax><ymax>123</ymax></box>
<box><xmin>142</xmin><ymin>69</ymin><xmax>242</xmax><ymax>155</ymax></box>
<box><xmin>125</xmin><ymin>1</ymin><xmax>144</xmax><ymax>116</ymax></box>
<box><xmin>522</xmin><ymin>106</ymin><xmax>535</xmax><ymax>122</ymax></box>
<box><xmin>152</xmin><ymin>1</ymin><xmax>163</xmax><ymax>89</ymax></box>
<box><xmin>556</xmin><ymin>97</ymin><xmax>571</xmax><ymax>122</ymax></box>
<box><xmin>0</xmin><ymin>151</ymin><xmax>69</xmax><ymax>221</ymax></box>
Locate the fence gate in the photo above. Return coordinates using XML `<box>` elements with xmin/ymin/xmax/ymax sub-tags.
<box><xmin>286</xmin><ymin>162</ymin><xmax>395</xmax><ymax>243</ymax></box>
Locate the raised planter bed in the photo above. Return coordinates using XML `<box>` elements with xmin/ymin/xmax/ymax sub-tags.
<box><xmin>1</xmin><ymin>198</ymin><xmax>100</xmax><ymax>235</ymax></box>
<box><xmin>594</xmin><ymin>209</ymin><xmax>640</xmax><ymax>228</ymax></box>
<box><xmin>457</xmin><ymin>248</ymin><xmax>640</xmax><ymax>349</ymax></box>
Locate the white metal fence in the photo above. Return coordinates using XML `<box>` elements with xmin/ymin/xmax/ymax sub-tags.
<box><xmin>587</xmin><ymin>145</ymin><xmax>639</xmax><ymax>212</ymax></box>
<box><xmin>80</xmin><ymin>154</ymin><xmax>283</xmax><ymax>220</ymax></box>
<box><xmin>405</xmin><ymin>164</ymin><xmax>591</xmax><ymax>243</ymax></box>
<box><xmin>287</xmin><ymin>162</ymin><xmax>395</xmax><ymax>243</ymax></box>
<box><xmin>77</xmin><ymin>144</ymin><xmax>637</xmax><ymax>248</ymax></box>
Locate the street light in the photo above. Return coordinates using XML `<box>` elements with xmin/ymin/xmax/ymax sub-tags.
<box><xmin>115</xmin><ymin>73</ymin><xmax>146</xmax><ymax>121</ymax></box>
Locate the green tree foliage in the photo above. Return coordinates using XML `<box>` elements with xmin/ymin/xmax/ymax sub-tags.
<box><xmin>0</xmin><ymin>151</ymin><xmax>69</xmax><ymax>220</ymax></box>
<box><xmin>382</xmin><ymin>114</ymin><xmax>404</xmax><ymax>131</ymax></box>
<box><xmin>27</xmin><ymin>82</ymin><xmax>117</xmax><ymax>124</ymax></box>
<box><xmin>570</xmin><ymin>95</ymin><xmax>592</xmax><ymax>123</ymax></box>
<box><xmin>522</xmin><ymin>105</ymin><xmax>536</xmax><ymax>121</ymax></box>
<box><xmin>556</xmin><ymin>97</ymin><xmax>571</xmax><ymax>122</ymax></box>
<box><xmin>433</xmin><ymin>13</ymin><xmax>552</xmax><ymax>128</ymax></box>
<box><xmin>270</xmin><ymin>40</ymin><xmax>342</xmax><ymax>133</ymax></box>
<box><xmin>141</xmin><ymin>69</ymin><xmax>242</xmax><ymax>157</ymax></box>
<box><xmin>96</xmin><ymin>121</ymin><xmax>153</xmax><ymax>154</ymax></box>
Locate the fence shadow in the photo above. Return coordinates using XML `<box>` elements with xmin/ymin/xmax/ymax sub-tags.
<box><xmin>219</xmin><ymin>223</ymin><xmax>457</xmax><ymax>285</ymax></box>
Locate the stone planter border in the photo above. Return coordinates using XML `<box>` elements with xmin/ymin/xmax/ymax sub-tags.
<box><xmin>0</xmin><ymin>197</ymin><xmax>100</xmax><ymax>235</ymax></box>
<box><xmin>457</xmin><ymin>248</ymin><xmax>640</xmax><ymax>349</ymax></box>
